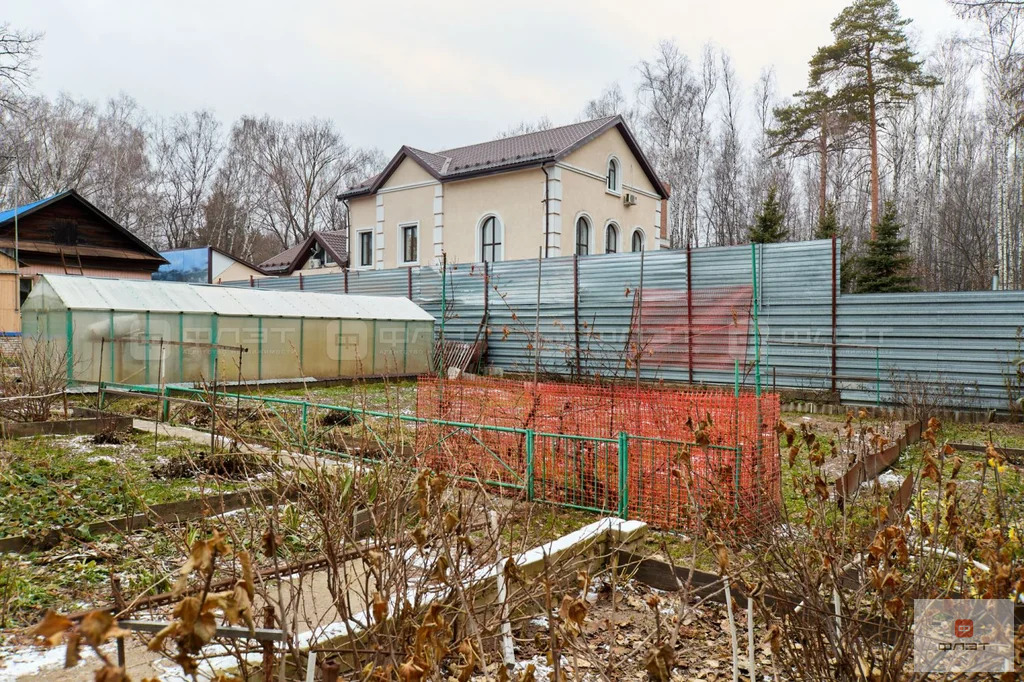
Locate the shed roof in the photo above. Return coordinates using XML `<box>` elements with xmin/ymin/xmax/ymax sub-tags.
<box><xmin>0</xmin><ymin>189</ymin><xmax>167</xmax><ymax>263</ymax></box>
<box><xmin>30</xmin><ymin>274</ymin><xmax>434</xmax><ymax>322</ymax></box>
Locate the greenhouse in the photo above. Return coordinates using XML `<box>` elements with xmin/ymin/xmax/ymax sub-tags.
<box><xmin>21</xmin><ymin>274</ymin><xmax>435</xmax><ymax>385</ymax></box>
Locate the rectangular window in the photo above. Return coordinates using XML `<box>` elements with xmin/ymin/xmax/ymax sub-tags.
<box><xmin>359</xmin><ymin>231</ymin><xmax>373</xmax><ymax>267</ymax></box>
<box><xmin>401</xmin><ymin>224</ymin><xmax>418</xmax><ymax>264</ymax></box>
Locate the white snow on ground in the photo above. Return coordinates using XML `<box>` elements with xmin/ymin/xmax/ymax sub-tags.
<box><xmin>0</xmin><ymin>641</ymin><xmax>112</xmax><ymax>680</ymax></box>
<box><xmin>860</xmin><ymin>470</ymin><xmax>903</xmax><ymax>490</ymax></box>
<box><xmin>513</xmin><ymin>653</ymin><xmax>568</xmax><ymax>680</ymax></box>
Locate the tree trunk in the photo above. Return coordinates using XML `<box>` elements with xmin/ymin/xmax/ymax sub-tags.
<box><xmin>866</xmin><ymin>47</ymin><xmax>881</xmax><ymax>237</ymax></box>
<box><xmin>818</xmin><ymin>112</ymin><xmax>829</xmax><ymax>221</ymax></box>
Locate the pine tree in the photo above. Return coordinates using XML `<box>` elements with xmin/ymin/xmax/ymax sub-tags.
<box><xmin>749</xmin><ymin>186</ymin><xmax>788</xmax><ymax>243</ymax></box>
<box><xmin>770</xmin><ymin>90</ymin><xmax>856</xmax><ymax>224</ymax></box>
<box><xmin>856</xmin><ymin>203</ymin><xmax>916</xmax><ymax>292</ymax></box>
<box><xmin>810</xmin><ymin>0</ymin><xmax>939</xmax><ymax>232</ymax></box>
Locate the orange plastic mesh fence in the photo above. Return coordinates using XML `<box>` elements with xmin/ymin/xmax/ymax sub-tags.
<box><xmin>415</xmin><ymin>376</ymin><xmax>780</xmax><ymax>530</ymax></box>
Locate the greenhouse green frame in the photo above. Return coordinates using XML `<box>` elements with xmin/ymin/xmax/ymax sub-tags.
<box><xmin>21</xmin><ymin>275</ymin><xmax>435</xmax><ymax>385</ymax></box>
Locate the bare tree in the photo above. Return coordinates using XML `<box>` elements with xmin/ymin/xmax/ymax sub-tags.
<box><xmin>245</xmin><ymin>116</ymin><xmax>367</xmax><ymax>249</ymax></box>
<box><xmin>153</xmin><ymin>110</ymin><xmax>223</xmax><ymax>248</ymax></box>
<box><xmin>0</xmin><ymin>23</ymin><xmax>41</xmax><ymax>113</ymax></box>
<box><xmin>496</xmin><ymin>116</ymin><xmax>553</xmax><ymax>138</ymax></box>
<box><xmin>9</xmin><ymin>94</ymin><xmax>101</xmax><ymax>198</ymax></box>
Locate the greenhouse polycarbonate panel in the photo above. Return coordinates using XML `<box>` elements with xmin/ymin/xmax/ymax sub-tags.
<box><xmin>31</xmin><ymin>274</ymin><xmax>433</xmax><ymax>322</ymax></box>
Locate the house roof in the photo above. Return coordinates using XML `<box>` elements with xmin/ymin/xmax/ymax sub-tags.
<box><xmin>338</xmin><ymin>115</ymin><xmax>668</xmax><ymax>200</ymax></box>
<box><xmin>0</xmin><ymin>189</ymin><xmax>168</xmax><ymax>264</ymax></box>
<box><xmin>259</xmin><ymin>229</ymin><xmax>349</xmax><ymax>275</ymax></box>
<box><xmin>158</xmin><ymin>245</ymin><xmax>270</xmax><ymax>278</ymax></box>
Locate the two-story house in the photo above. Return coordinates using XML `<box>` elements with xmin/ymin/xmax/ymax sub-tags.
<box><xmin>338</xmin><ymin>115</ymin><xmax>668</xmax><ymax>269</ymax></box>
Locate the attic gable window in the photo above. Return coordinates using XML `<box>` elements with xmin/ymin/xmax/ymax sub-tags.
<box><xmin>606</xmin><ymin>157</ymin><xmax>620</xmax><ymax>193</ymax></box>
<box><xmin>51</xmin><ymin>219</ymin><xmax>79</xmax><ymax>246</ymax></box>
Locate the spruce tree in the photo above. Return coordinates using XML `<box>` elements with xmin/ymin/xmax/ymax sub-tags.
<box><xmin>749</xmin><ymin>185</ymin><xmax>788</xmax><ymax>243</ymax></box>
<box><xmin>815</xmin><ymin>200</ymin><xmax>839</xmax><ymax>239</ymax></box>
<box><xmin>856</xmin><ymin>203</ymin><xmax>916</xmax><ymax>292</ymax></box>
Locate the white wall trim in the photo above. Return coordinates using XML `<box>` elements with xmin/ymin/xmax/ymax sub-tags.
<box><xmin>623</xmin><ymin>183</ymin><xmax>660</xmax><ymax>200</ymax></box>
<box><xmin>354</xmin><ymin>227</ymin><xmax>375</xmax><ymax>270</ymax></box>
<box><xmin>378</xmin><ymin>179</ymin><xmax>441</xmax><ymax>195</ymax></box>
<box><xmin>375</xmin><ymin>194</ymin><xmax>385</xmax><ymax>270</ymax></box>
<box><xmin>603</xmin><ymin>220</ymin><xmax>621</xmax><ymax>254</ymax></box>
<box><xmin>572</xmin><ymin>211</ymin><xmax>595</xmax><ymax>256</ymax></box>
<box><xmin>545</xmin><ymin>166</ymin><xmax>563</xmax><ymax>257</ymax></box>
<box><xmin>432</xmin><ymin>185</ymin><xmax>444</xmax><ymax>265</ymax></box>
<box><xmin>396</xmin><ymin>220</ymin><xmax>421</xmax><ymax>267</ymax></box>
<box><xmin>475</xmin><ymin>212</ymin><xmax>505</xmax><ymax>264</ymax></box>
<box><xmin>555</xmin><ymin>161</ymin><xmax>661</xmax><ymax>200</ymax></box>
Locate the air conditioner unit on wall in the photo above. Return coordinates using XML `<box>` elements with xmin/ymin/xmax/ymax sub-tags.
<box><xmin>623</xmin><ymin>192</ymin><xmax>638</xmax><ymax>206</ymax></box>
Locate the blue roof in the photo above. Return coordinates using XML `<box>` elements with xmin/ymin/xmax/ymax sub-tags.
<box><xmin>0</xmin><ymin>191</ymin><xmax>68</xmax><ymax>225</ymax></box>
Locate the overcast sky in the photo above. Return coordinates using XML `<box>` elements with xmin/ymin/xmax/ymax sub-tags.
<box><xmin>7</xmin><ymin>0</ymin><xmax>965</xmax><ymax>153</ymax></box>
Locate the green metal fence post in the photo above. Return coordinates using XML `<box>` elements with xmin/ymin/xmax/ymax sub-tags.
<box><xmin>108</xmin><ymin>311</ymin><xmax>115</xmax><ymax>382</ymax></box>
<box><xmin>299</xmin><ymin>318</ymin><xmax>305</xmax><ymax>375</ymax></box>
<box><xmin>525</xmin><ymin>429</ymin><xmax>535</xmax><ymax>502</ymax></box>
<box><xmin>65</xmin><ymin>310</ymin><xmax>73</xmax><ymax>383</ymax></box>
<box><xmin>161</xmin><ymin>384</ymin><xmax>170</xmax><ymax>421</ymax></box>
<box><xmin>257</xmin><ymin>317</ymin><xmax>263</xmax><ymax>381</ymax></box>
<box><xmin>178</xmin><ymin>314</ymin><xmax>185</xmax><ymax>383</ymax></box>
<box><xmin>618</xmin><ymin>431</ymin><xmax>629</xmax><ymax>520</ymax></box>
<box><xmin>750</xmin><ymin>243</ymin><xmax>761</xmax><ymax>397</ymax></box>
<box><xmin>144</xmin><ymin>311</ymin><xmax>151</xmax><ymax>385</ymax></box>
<box><xmin>210</xmin><ymin>314</ymin><xmax>219</xmax><ymax>381</ymax></box>
<box><xmin>370</xmin><ymin>320</ymin><xmax>377</xmax><ymax>375</ymax></box>
<box><xmin>301</xmin><ymin>402</ymin><xmax>309</xmax><ymax>451</ymax></box>
<box><xmin>875</xmin><ymin>346</ymin><xmax>881</xmax><ymax>407</ymax></box>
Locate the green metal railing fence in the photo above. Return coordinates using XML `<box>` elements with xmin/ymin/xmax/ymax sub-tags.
<box><xmin>97</xmin><ymin>381</ymin><xmax>775</xmax><ymax>530</ymax></box>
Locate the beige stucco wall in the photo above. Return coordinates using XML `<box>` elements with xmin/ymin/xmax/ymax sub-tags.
<box><xmin>382</xmin><ymin>156</ymin><xmax>436</xmax><ymax>188</ymax></box>
<box><xmin>216</xmin><ymin>260</ymin><xmax>266</xmax><ymax>283</ymax></box>
<box><xmin>559</xmin><ymin>127</ymin><xmax>661</xmax><ymax>255</ymax></box>
<box><xmin>346</xmin><ymin>127</ymin><xmax>663</xmax><ymax>268</ymax></box>
<box><xmin>378</xmin><ymin>184</ymin><xmax>436</xmax><ymax>269</ymax></box>
<box><xmin>443</xmin><ymin>167</ymin><xmax>545</xmax><ymax>264</ymax></box>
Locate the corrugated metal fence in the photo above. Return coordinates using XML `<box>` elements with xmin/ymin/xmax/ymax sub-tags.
<box><xmin>224</xmin><ymin>240</ymin><xmax>1024</xmax><ymax>411</ymax></box>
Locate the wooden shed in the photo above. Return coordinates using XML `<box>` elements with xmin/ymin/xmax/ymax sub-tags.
<box><xmin>0</xmin><ymin>190</ymin><xmax>167</xmax><ymax>334</ymax></box>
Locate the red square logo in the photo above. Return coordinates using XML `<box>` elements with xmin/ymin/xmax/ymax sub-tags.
<box><xmin>954</xmin><ymin>619</ymin><xmax>974</xmax><ymax>638</ymax></box>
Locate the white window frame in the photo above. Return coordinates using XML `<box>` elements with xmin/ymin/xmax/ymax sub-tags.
<box><xmin>476</xmin><ymin>212</ymin><xmax>504</xmax><ymax>263</ymax></box>
<box><xmin>604</xmin><ymin>220</ymin><xmax>620</xmax><ymax>254</ymax></box>
<box><xmin>355</xmin><ymin>228</ymin><xmax>374</xmax><ymax>270</ymax></box>
<box><xmin>574</xmin><ymin>212</ymin><xmax>594</xmax><ymax>257</ymax></box>
<box><xmin>631</xmin><ymin>228</ymin><xmax>645</xmax><ymax>252</ymax></box>
<box><xmin>397</xmin><ymin>221</ymin><xmax>420</xmax><ymax>266</ymax></box>
<box><xmin>606</xmin><ymin>155</ymin><xmax>622</xmax><ymax>196</ymax></box>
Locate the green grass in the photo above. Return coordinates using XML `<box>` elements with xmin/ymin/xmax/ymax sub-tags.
<box><xmin>0</xmin><ymin>431</ymin><xmax>245</xmax><ymax>538</ymax></box>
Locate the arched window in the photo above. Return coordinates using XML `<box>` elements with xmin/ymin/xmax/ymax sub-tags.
<box><xmin>480</xmin><ymin>215</ymin><xmax>503</xmax><ymax>262</ymax></box>
<box><xmin>631</xmin><ymin>229</ymin><xmax>645</xmax><ymax>252</ymax></box>
<box><xmin>605</xmin><ymin>222</ymin><xmax>619</xmax><ymax>254</ymax></box>
<box><xmin>606</xmin><ymin>158</ymin><xmax>620</xmax><ymax>193</ymax></box>
<box><xmin>576</xmin><ymin>216</ymin><xmax>591</xmax><ymax>256</ymax></box>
